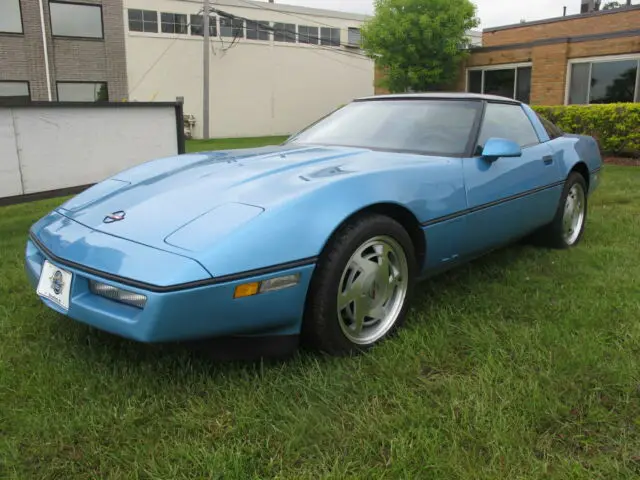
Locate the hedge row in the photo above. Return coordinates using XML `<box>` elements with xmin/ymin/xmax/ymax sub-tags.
<box><xmin>532</xmin><ymin>103</ymin><xmax>640</xmax><ymax>157</ymax></box>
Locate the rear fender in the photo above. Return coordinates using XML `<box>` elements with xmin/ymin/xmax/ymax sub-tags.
<box><xmin>542</xmin><ymin>134</ymin><xmax>603</xmax><ymax>193</ymax></box>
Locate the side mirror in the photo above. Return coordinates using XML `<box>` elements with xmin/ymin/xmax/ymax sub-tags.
<box><xmin>481</xmin><ymin>137</ymin><xmax>522</xmax><ymax>161</ymax></box>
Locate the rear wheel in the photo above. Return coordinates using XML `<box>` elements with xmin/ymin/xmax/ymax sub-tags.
<box><xmin>535</xmin><ymin>172</ymin><xmax>588</xmax><ymax>249</ymax></box>
<box><xmin>302</xmin><ymin>214</ymin><xmax>417</xmax><ymax>356</ymax></box>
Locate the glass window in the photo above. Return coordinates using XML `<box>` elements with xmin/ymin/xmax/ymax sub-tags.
<box><xmin>590</xmin><ymin>60</ymin><xmax>638</xmax><ymax>104</ymax></box>
<box><xmin>219</xmin><ymin>17</ymin><xmax>243</xmax><ymax>38</ymax></box>
<box><xmin>298</xmin><ymin>25</ymin><xmax>318</xmax><ymax>44</ymax></box>
<box><xmin>468</xmin><ymin>71</ymin><xmax>482</xmax><ymax>94</ymax></box>
<box><xmin>569</xmin><ymin>58</ymin><xmax>640</xmax><ymax>105</ymax></box>
<box><xmin>516</xmin><ymin>67</ymin><xmax>532</xmax><ymax>103</ymax></box>
<box><xmin>477</xmin><ymin>103</ymin><xmax>540</xmax><ymax>150</ymax></box>
<box><xmin>0</xmin><ymin>82</ymin><xmax>30</xmax><ymax>104</ymax></box>
<box><xmin>57</xmin><ymin>82</ymin><xmax>108</xmax><ymax>102</ymax></box>
<box><xmin>537</xmin><ymin>115</ymin><xmax>564</xmax><ymax>140</ymax></box>
<box><xmin>128</xmin><ymin>9</ymin><xmax>157</xmax><ymax>33</ymax></box>
<box><xmin>287</xmin><ymin>100</ymin><xmax>483</xmax><ymax>157</ymax></box>
<box><xmin>484</xmin><ymin>69</ymin><xmax>516</xmax><ymax>98</ymax></box>
<box><xmin>246</xmin><ymin>20</ymin><xmax>270</xmax><ymax>41</ymax></box>
<box><xmin>160</xmin><ymin>13</ymin><xmax>187</xmax><ymax>34</ymax></box>
<box><xmin>569</xmin><ymin>63</ymin><xmax>590</xmax><ymax>104</ymax></box>
<box><xmin>0</xmin><ymin>0</ymin><xmax>22</xmax><ymax>34</ymax></box>
<box><xmin>467</xmin><ymin>66</ymin><xmax>532</xmax><ymax>103</ymax></box>
<box><xmin>190</xmin><ymin>15</ymin><xmax>216</xmax><ymax>36</ymax></box>
<box><xmin>274</xmin><ymin>23</ymin><xmax>296</xmax><ymax>43</ymax></box>
<box><xmin>320</xmin><ymin>27</ymin><xmax>341</xmax><ymax>46</ymax></box>
<box><xmin>50</xmin><ymin>2</ymin><xmax>103</xmax><ymax>38</ymax></box>
<box><xmin>347</xmin><ymin>27</ymin><xmax>361</xmax><ymax>46</ymax></box>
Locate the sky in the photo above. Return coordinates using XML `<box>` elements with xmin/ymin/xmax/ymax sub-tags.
<box><xmin>257</xmin><ymin>0</ymin><xmax>637</xmax><ymax>29</ymax></box>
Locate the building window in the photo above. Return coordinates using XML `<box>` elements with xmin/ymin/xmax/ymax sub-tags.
<box><xmin>220</xmin><ymin>17</ymin><xmax>244</xmax><ymax>38</ymax></box>
<box><xmin>190</xmin><ymin>15</ymin><xmax>216</xmax><ymax>37</ymax></box>
<box><xmin>484</xmin><ymin>69</ymin><xmax>516</xmax><ymax>98</ymax></box>
<box><xmin>468</xmin><ymin>70</ymin><xmax>482</xmax><ymax>94</ymax></box>
<box><xmin>298</xmin><ymin>26</ymin><xmax>318</xmax><ymax>44</ymax></box>
<box><xmin>320</xmin><ymin>27</ymin><xmax>341</xmax><ymax>46</ymax></box>
<box><xmin>274</xmin><ymin>23</ymin><xmax>296</xmax><ymax>43</ymax></box>
<box><xmin>467</xmin><ymin>65</ymin><xmax>532</xmax><ymax>103</ymax></box>
<box><xmin>160</xmin><ymin>13</ymin><xmax>187</xmax><ymax>34</ymax></box>
<box><xmin>476</xmin><ymin>103</ymin><xmax>540</xmax><ymax>151</ymax></box>
<box><xmin>128</xmin><ymin>9</ymin><xmax>158</xmax><ymax>33</ymax></box>
<box><xmin>50</xmin><ymin>2</ymin><xmax>103</xmax><ymax>39</ymax></box>
<box><xmin>57</xmin><ymin>82</ymin><xmax>108</xmax><ymax>102</ymax></box>
<box><xmin>347</xmin><ymin>27</ymin><xmax>361</xmax><ymax>46</ymax></box>
<box><xmin>0</xmin><ymin>0</ymin><xmax>22</xmax><ymax>34</ymax></box>
<box><xmin>0</xmin><ymin>82</ymin><xmax>30</xmax><ymax>104</ymax></box>
<box><xmin>568</xmin><ymin>56</ymin><xmax>640</xmax><ymax>104</ymax></box>
<box><xmin>246</xmin><ymin>20</ymin><xmax>270</xmax><ymax>41</ymax></box>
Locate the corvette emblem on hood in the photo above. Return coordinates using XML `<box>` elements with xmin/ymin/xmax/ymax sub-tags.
<box><xmin>103</xmin><ymin>211</ymin><xmax>126</xmax><ymax>224</ymax></box>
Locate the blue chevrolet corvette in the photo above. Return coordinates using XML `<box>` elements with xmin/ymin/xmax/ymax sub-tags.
<box><xmin>26</xmin><ymin>93</ymin><xmax>603</xmax><ymax>356</ymax></box>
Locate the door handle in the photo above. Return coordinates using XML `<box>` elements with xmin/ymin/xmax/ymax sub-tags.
<box><xmin>543</xmin><ymin>155</ymin><xmax>554</xmax><ymax>165</ymax></box>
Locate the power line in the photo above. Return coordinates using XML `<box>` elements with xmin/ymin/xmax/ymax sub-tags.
<box><xmin>307</xmin><ymin>47</ymin><xmax>373</xmax><ymax>73</ymax></box>
<box><xmin>129</xmin><ymin>5</ymin><xmax>373</xmax><ymax>97</ymax></box>
<box><xmin>129</xmin><ymin>39</ymin><xmax>179</xmax><ymax>95</ymax></box>
<box><xmin>129</xmin><ymin>10</ymin><xmax>203</xmax><ymax>95</ymax></box>
<box><xmin>234</xmin><ymin>0</ymin><xmax>344</xmax><ymax>28</ymax></box>
<box><xmin>210</xmin><ymin>6</ymin><xmax>372</xmax><ymax>60</ymax></box>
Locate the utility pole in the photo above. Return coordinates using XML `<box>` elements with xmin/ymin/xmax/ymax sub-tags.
<box><xmin>203</xmin><ymin>0</ymin><xmax>210</xmax><ymax>139</ymax></box>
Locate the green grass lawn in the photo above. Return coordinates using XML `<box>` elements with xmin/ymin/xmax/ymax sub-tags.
<box><xmin>1</xmin><ymin>159</ymin><xmax>639</xmax><ymax>478</ymax></box>
<box><xmin>186</xmin><ymin>135</ymin><xmax>289</xmax><ymax>153</ymax></box>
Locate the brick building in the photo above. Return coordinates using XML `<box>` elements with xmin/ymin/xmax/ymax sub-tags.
<box><xmin>0</xmin><ymin>0</ymin><xmax>128</xmax><ymax>103</ymax></box>
<box><xmin>460</xmin><ymin>4</ymin><xmax>640</xmax><ymax>105</ymax></box>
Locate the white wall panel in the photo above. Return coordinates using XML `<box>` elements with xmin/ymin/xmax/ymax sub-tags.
<box><xmin>0</xmin><ymin>105</ymin><xmax>180</xmax><ymax>199</ymax></box>
<box><xmin>0</xmin><ymin>110</ymin><xmax>23</xmax><ymax>198</ymax></box>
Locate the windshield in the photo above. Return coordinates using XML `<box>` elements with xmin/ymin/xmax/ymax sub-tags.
<box><xmin>287</xmin><ymin>99</ymin><xmax>482</xmax><ymax>156</ymax></box>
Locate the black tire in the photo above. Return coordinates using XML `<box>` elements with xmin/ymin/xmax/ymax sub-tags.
<box><xmin>534</xmin><ymin>172</ymin><xmax>588</xmax><ymax>249</ymax></box>
<box><xmin>301</xmin><ymin>213</ymin><xmax>417</xmax><ymax>356</ymax></box>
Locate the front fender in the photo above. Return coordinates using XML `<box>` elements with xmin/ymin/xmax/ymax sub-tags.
<box><xmin>193</xmin><ymin>162</ymin><xmax>466</xmax><ymax>277</ymax></box>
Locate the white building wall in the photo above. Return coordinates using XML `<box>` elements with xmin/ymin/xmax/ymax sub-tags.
<box><xmin>469</xmin><ymin>30</ymin><xmax>482</xmax><ymax>46</ymax></box>
<box><xmin>124</xmin><ymin>0</ymin><xmax>374</xmax><ymax>139</ymax></box>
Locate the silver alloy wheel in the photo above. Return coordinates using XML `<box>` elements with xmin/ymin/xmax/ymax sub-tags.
<box><xmin>336</xmin><ymin>235</ymin><xmax>409</xmax><ymax>345</ymax></box>
<box><xmin>562</xmin><ymin>183</ymin><xmax>586</xmax><ymax>245</ymax></box>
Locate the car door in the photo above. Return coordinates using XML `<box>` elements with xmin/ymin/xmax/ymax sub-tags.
<box><xmin>461</xmin><ymin>101</ymin><xmax>563</xmax><ymax>256</ymax></box>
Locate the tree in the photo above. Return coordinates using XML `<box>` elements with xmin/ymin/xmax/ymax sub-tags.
<box><xmin>96</xmin><ymin>84</ymin><xmax>109</xmax><ymax>102</ymax></box>
<box><xmin>361</xmin><ymin>0</ymin><xmax>479</xmax><ymax>93</ymax></box>
<box><xmin>602</xmin><ymin>1</ymin><xmax>622</xmax><ymax>9</ymax></box>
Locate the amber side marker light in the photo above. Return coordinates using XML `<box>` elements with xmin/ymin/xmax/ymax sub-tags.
<box><xmin>233</xmin><ymin>274</ymin><xmax>300</xmax><ymax>299</ymax></box>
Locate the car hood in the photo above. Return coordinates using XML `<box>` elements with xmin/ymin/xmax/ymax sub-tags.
<box><xmin>56</xmin><ymin>144</ymin><xmax>396</xmax><ymax>252</ymax></box>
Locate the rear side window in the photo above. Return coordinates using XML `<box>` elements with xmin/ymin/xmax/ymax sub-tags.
<box><xmin>476</xmin><ymin>103</ymin><xmax>541</xmax><ymax>152</ymax></box>
<box><xmin>538</xmin><ymin>115</ymin><xmax>564</xmax><ymax>140</ymax></box>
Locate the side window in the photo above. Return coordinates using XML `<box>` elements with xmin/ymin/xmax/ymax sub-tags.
<box><xmin>537</xmin><ymin>115</ymin><xmax>564</xmax><ymax>140</ymax></box>
<box><xmin>476</xmin><ymin>103</ymin><xmax>541</xmax><ymax>153</ymax></box>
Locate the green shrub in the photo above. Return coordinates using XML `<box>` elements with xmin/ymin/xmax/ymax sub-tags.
<box><xmin>532</xmin><ymin>103</ymin><xmax>640</xmax><ymax>157</ymax></box>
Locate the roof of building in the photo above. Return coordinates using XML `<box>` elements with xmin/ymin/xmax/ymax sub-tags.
<box><xmin>484</xmin><ymin>3</ymin><xmax>640</xmax><ymax>32</ymax></box>
<box><xmin>356</xmin><ymin>92</ymin><xmax>521</xmax><ymax>103</ymax></box>
<box><xmin>176</xmin><ymin>0</ymin><xmax>371</xmax><ymax>22</ymax></box>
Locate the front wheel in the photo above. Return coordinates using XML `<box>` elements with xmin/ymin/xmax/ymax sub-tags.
<box><xmin>302</xmin><ymin>214</ymin><xmax>417</xmax><ymax>356</ymax></box>
<box><xmin>535</xmin><ymin>172</ymin><xmax>588</xmax><ymax>249</ymax></box>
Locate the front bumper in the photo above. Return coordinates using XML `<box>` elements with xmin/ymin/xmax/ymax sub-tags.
<box><xmin>26</xmin><ymin>237</ymin><xmax>315</xmax><ymax>343</ymax></box>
